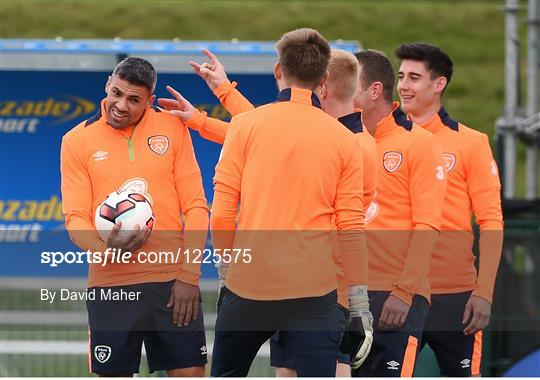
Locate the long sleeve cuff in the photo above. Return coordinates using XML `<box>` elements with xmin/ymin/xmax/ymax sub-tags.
<box><xmin>390</xmin><ymin>287</ymin><xmax>413</xmax><ymax>306</ymax></box>
<box><xmin>186</xmin><ymin>109</ymin><xmax>206</xmax><ymax>132</ymax></box>
<box><xmin>213</xmin><ymin>80</ymin><xmax>237</xmax><ymax>102</ymax></box>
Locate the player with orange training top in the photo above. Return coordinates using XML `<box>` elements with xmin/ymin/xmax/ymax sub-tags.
<box><xmin>396</xmin><ymin>43</ymin><xmax>504</xmax><ymax>377</ymax></box>
<box><xmin>61</xmin><ymin>57</ymin><xmax>209</xmax><ymax>377</ymax></box>
<box><xmin>351</xmin><ymin>49</ymin><xmax>447</xmax><ymax>377</ymax></box>
<box><xmin>159</xmin><ymin>48</ymin><xmax>378</xmax><ymax>377</ymax></box>
<box><xmin>208</xmin><ymin>28</ymin><xmax>368</xmax><ymax>377</ymax></box>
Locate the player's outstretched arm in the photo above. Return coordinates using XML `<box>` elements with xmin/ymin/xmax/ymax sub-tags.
<box><xmin>190</xmin><ymin>49</ymin><xmax>254</xmax><ymax>116</ymax></box>
<box><xmin>158</xmin><ymin>85</ymin><xmax>197</xmax><ymax>121</ymax></box>
<box><xmin>213</xmin><ymin>80</ymin><xmax>255</xmax><ymax>116</ymax></box>
<box><xmin>158</xmin><ymin>85</ymin><xmax>229</xmax><ymax>144</ymax></box>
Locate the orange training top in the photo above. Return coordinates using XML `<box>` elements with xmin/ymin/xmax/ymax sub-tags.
<box><xmin>211</xmin><ymin>88</ymin><xmax>367</xmax><ymax>300</ymax></box>
<box><xmin>366</xmin><ymin>103</ymin><xmax>446</xmax><ymax>305</ymax></box>
<box><xmin>420</xmin><ymin>108</ymin><xmax>503</xmax><ymax>302</ymax></box>
<box><xmin>333</xmin><ymin>111</ymin><xmax>378</xmax><ymax>307</ymax></box>
<box><xmin>61</xmin><ymin>100</ymin><xmax>209</xmax><ymax>287</ymax></box>
<box><xmin>189</xmin><ymin>83</ymin><xmax>376</xmax><ymax>307</ymax></box>
<box><xmin>338</xmin><ymin>111</ymin><xmax>378</xmax><ymax>209</ymax></box>
<box><xmin>188</xmin><ymin>84</ymin><xmax>378</xmax><ymax>210</ymax></box>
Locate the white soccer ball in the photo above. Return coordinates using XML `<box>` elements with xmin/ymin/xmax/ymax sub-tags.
<box><xmin>94</xmin><ymin>190</ymin><xmax>155</xmax><ymax>242</ymax></box>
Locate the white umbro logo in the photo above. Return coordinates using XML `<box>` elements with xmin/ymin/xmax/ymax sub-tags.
<box><xmin>460</xmin><ymin>358</ymin><xmax>471</xmax><ymax>368</ymax></box>
<box><xmin>93</xmin><ymin>151</ymin><xmax>108</xmax><ymax>161</ymax></box>
<box><xmin>387</xmin><ymin>360</ymin><xmax>400</xmax><ymax>370</ymax></box>
<box><xmin>200</xmin><ymin>346</ymin><xmax>207</xmax><ymax>356</ymax></box>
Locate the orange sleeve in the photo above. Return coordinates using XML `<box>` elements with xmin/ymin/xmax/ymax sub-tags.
<box><xmin>173</xmin><ymin>122</ymin><xmax>210</xmax><ymax>285</ymax></box>
<box><xmin>211</xmin><ymin>118</ymin><xmax>245</xmax><ymax>250</ymax></box>
<box><xmin>60</xmin><ymin>133</ymin><xmax>107</xmax><ymax>254</ymax></box>
<box><xmin>392</xmin><ymin>135</ymin><xmax>446</xmax><ymax>304</ymax></box>
<box><xmin>335</xmin><ymin>139</ymin><xmax>368</xmax><ymax>286</ymax></box>
<box><xmin>187</xmin><ymin>109</ymin><xmax>229</xmax><ymax>145</ymax></box>
<box><xmin>186</xmin><ymin>81</ymin><xmax>254</xmax><ymax>145</ymax></box>
<box><xmin>467</xmin><ymin>135</ymin><xmax>504</xmax><ymax>303</ymax></box>
<box><xmin>213</xmin><ymin>80</ymin><xmax>255</xmax><ymax>116</ymax></box>
<box><xmin>360</xmin><ymin>135</ymin><xmax>378</xmax><ymax>210</ymax></box>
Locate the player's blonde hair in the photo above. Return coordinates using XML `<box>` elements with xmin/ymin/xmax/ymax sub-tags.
<box><xmin>326</xmin><ymin>49</ymin><xmax>359</xmax><ymax>102</ymax></box>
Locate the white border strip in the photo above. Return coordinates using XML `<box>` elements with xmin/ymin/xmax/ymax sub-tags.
<box><xmin>0</xmin><ymin>340</ymin><xmax>270</xmax><ymax>357</ymax></box>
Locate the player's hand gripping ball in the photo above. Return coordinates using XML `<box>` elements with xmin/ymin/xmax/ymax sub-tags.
<box><xmin>94</xmin><ymin>190</ymin><xmax>155</xmax><ymax>241</ymax></box>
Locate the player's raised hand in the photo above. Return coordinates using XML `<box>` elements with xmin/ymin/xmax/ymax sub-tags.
<box><xmin>157</xmin><ymin>85</ymin><xmax>196</xmax><ymax>122</ymax></box>
<box><xmin>189</xmin><ymin>49</ymin><xmax>229</xmax><ymax>91</ymax></box>
<box><xmin>167</xmin><ymin>280</ymin><xmax>200</xmax><ymax>327</ymax></box>
<box><xmin>378</xmin><ymin>295</ymin><xmax>410</xmax><ymax>330</ymax></box>
<box><xmin>462</xmin><ymin>295</ymin><xmax>491</xmax><ymax>335</ymax></box>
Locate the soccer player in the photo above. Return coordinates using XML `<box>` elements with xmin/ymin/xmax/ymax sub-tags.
<box><xmin>351</xmin><ymin>49</ymin><xmax>447</xmax><ymax>377</ymax></box>
<box><xmin>60</xmin><ymin>57</ymin><xmax>209</xmax><ymax>376</ymax></box>
<box><xmin>211</xmin><ymin>28</ymin><xmax>369</xmax><ymax>377</ymax></box>
<box><xmin>270</xmin><ymin>49</ymin><xmax>377</xmax><ymax>378</ymax></box>
<box><xmin>396</xmin><ymin>43</ymin><xmax>504</xmax><ymax>376</ymax></box>
<box><xmin>159</xmin><ymin>48</ymin><xmax>377</xmax><ymax>376</ymax></box>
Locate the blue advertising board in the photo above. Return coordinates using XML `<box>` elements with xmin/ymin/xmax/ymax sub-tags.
<box><xmin>0</xmin><ymin>70</ymin><xmax>278</xmax><ymax>278</ymax></box>
<box><xmin>0</xmin><ymin>39</ymin><xmax>360</xmax><ymax>279</ymax></box>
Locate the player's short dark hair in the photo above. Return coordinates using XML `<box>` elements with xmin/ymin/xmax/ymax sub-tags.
<box><xmin>395</xmin><ymin>43</ymin><xmax>453</xmax><ymax>84</ymax></box>
<box><xmin>354</xmin><ymin>49</ymin><xmax>395</xmax><ymax>103</ymax></box>
<box><xmin>276</xmin><ymin>28</ymin><xmax>331</xmax><ymax>88</ymax></box>
<box><xmin>112</xmin><ymin>57</ymin><xmax>157</xmax><ymax>93</ymax></box>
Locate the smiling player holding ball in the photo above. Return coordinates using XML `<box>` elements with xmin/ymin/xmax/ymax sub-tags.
<box><xmin>60</xmin><ymin>57</ymin><xmax>209</xmax><ymax>377</ymax></box>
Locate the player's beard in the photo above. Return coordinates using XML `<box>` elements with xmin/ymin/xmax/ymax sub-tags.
<box><xmin>107</xmin><ymin>107</ymin><xmax>131</xmax><ymax>129</ymax></box>
<box><xmin>107</xmin><ymin>106</ymin><xmax>147</xmax><ymax>130</ymax></box>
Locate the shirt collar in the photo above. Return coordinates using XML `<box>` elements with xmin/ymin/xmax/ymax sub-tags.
<box><xmin>419</xmin><ymin>106</ymin><xmax>459</xmax><ymax>133</ymax></box>
<box><xmin>276</xmin><ymin>88</ymin><xmax>322</xmax><ymax>109</ymax></box>
<box><xmin>338</xmin><ymin>111</ymin><xmax>363</xmax><ymax>133</ymax></box>
<box><xmin>375</xmin><ymin>102</ymin><xmax>412</xmax><ymax>138</ymax></box>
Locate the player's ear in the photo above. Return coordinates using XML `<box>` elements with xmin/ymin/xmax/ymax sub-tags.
<box><xmin>319</xmin><ymin>71</ymin><xmax>329</xmax><ymax>89</ymax></box>
<box><xmin>273</xmin><ymin>62</ymin><xmax>282</xmax><ymax>81</ymax></box>
<box><xmin>105</xmin><ymin>76</ymin><xmax>112</xmax><ymax>93</ymax></box>
<box><xmin>371</xmin><ymin>81</ymin><xmax>383</xmax><ymax>101</ymax></box>
<box><xmin>435</xmin><ymin>76</ymin><xmax>447</xmax><ymax>95</ymax></box>
<box><xmin>148</xmin><ymin>94</ymin><xmax>156</xmax><ymax>107</ymax></box>
<box><xmin>320</xmin><ymin>82</ymin><xmax>328</xmax><ymax>99</ymax></box>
